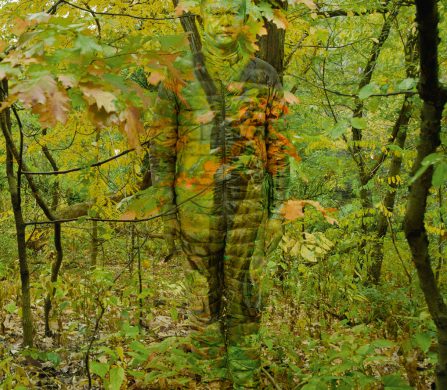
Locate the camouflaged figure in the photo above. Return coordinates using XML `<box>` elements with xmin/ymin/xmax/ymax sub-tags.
<box><xmin>149</xmin><ymin>1</ymin><xmax>290</xmax><ymax>388</ymax></box>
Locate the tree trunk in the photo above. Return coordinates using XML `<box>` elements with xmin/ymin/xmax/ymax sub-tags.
<box><xmin>404</xmin><ymin>0</ymin><xmax>447</xmax><ymax>387</ymax></box>
<box><xmin>91</xmin><ymin>221</ymin><xmax>98</xmax><ymax>266</ymax></box>
<box><xmin>368</xmin><ymin>109</ymin><xmax>409</xmax><ymax>284</ymax></box>
<box><xmin>256</xmin><ymin>1</ymin><xmax>287</xmax><ymax>79</ymax></box>
<box><xmin>44</xmin><ymin>222</ymin><xmax>64</xmax><ymax>336</ymax></box>
<box><xmin>348</xmin><ymin>4</ymin><xmax>399</xmax><ymax>280</ymax></box>
<box><xmin>1</xmin><ymin>80</ymin><xmax>33</xmax><ymax>347</ymax></box>
<box><xmin>368</xmin><ymin>30</ymin><xmax>418</xmax><ymax>284</ymax></box>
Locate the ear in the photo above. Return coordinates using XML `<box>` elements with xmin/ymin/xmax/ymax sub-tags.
<box><xmin>241</xmin><ymin>0</ymin><xmax>248</xmax><ymax>23</ymax></box>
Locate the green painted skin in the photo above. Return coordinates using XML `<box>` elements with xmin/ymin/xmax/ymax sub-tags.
<box><xmin>149</xmin><ymin>3</ymin><xmax>290</xmax><ymax>388</ymax></box>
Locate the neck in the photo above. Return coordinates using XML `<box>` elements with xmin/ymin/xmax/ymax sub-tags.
<box><xmin>202</xmin><ymin>34</ymin><xmax>248</xmax><ymax>81</ymax></box>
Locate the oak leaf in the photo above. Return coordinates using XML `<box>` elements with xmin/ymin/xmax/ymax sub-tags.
<box><xmin>119</xmin><ymin>106</ymin><xmax>144</xmax><ymax>149</ymax></box>
<box><xmin>58</xmin><ymin>74</ymin><xmax>77</xmax><ymax>88</ymax></box>
<box><xmin>37</xmin><ymin>88</ymin><xmax>70</xmax><ymax>127</ymax></box>
<box><xmin>282</xmin><ymin>200</ymin><xmax>305</xmax><ymax>220</ymax></box>
<box><xmin>81</xmin><ymin>85</ymin><xmax>117</xmax><ymax>113</ymax></box>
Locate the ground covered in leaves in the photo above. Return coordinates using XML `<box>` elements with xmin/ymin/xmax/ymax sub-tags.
<box><xmin>0</xmin><ymin>231</ymin><xmax>438</xmax><ymax>389</ymax></box>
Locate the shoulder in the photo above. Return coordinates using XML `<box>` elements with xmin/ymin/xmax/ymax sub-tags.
<box><xmin>240</xmin><ymin>58</ymin><xmax>282</xmax><ymax>89</ymax></box>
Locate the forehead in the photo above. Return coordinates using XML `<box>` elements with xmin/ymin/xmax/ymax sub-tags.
<box><xmin>201</xmin><ymin>0</ymin><xmax>243</xmax><ymax>13</ymax></box>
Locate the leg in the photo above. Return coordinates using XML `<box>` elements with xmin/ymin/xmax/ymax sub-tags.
<box><xmin>179</xmin><ymin>209</ymin><xmax>227</xmax><ymax>381</ymax></box>
<box><xmin>224</xmin><ymin>211</ymin><xmax>267</xmax><ymax>389</ymax></box>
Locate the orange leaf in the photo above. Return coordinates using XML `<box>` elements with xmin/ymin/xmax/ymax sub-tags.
<box><xmin>281</xmin><ymin>200</ymin><xmax>305</xmax><ymax>220</ymax></box>
<box><xmin>284</xmin><ymin>91</ymin><xmax>301</xmax><ymax>105</ymax></box>
<box><xmin>148</xmin><ymin>71</ymin><xmax>165</xmax><ymax>85</ymax></box>
<box><xmin>272</xmin><ymin>9</ymin><xmax>288</xmax><ymax>30</ymax></box>
<box><xmin>37</xmin><ymin>88</ymin><xmax>70</xmax><ymax>127</ymax></box>
<box><xmin>203</xmin><ymin>160</ymin><xmax>220</xmax><ymax>174</ymax></box>
<box><xmin>197</xmin><ymin>110</ymin><xmax>215</xmax><ymax>124</ymax></box>
<box><xmin>12</xmin><ymin>18</ymin><xmax>30</xmax><ymax>35</ymax></box>
<box><xmin>121</xmin><ymin>210</ymin><xmax>137</xmax><ymax>221</ymax></box>
<box><xmin>119</xmin><ymin>106</ymin><xmax>144</xmax><ymax>149</ymax></box>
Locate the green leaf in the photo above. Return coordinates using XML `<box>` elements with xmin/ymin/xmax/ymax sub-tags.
<box><xmin>45</xmin><ymin>352</ymin><xmax>61</xmax><ymax>366</ymax></box>
<box><xmin>5</xmin><ymin>302</ymin><xmax>17</xmax><ymax>314</ymax></box>
<box><xmin>329</xmin><ymin>120</ymin><xmax>349</xmax><ymax>139</ymax></box>
<box><xmin>130</xmin><ymin>341</ymin><xmax>150</xmax><ymax>357</ymax></box>
<box><xmin>74</xmin><ymin>34</ymin><xmax>103</xmax><ymax>55</ymax></box>
<box><xmin>358</xmin><ymin>84</ymin><xmax>376</xmax><ymax>99</ymax></box>
<box><xmin>121</xmin><ymin>321</ymin><xmax>139</xmax><ymax>337</ymax></box>
<box><xmin>159</xmin><ymin>34</ymin><xmax>187</xmax><ymax>51</ymax></box>
<box><xmin>350</xmin><ymin>117</ymin><xmax>367</xmax><ymax>130</ymax></box>
<box><xmin>432</xmin><ymin>162</ymin><xmax>447</xmax><ymax>187</ymax></box>
<box><xmin>357</xmin><ymin>344</ymin><xmax>371</xmax><ymax>355</ymax></box>
<box><xmin>109</xmin><ymin>365</ymin><xmax>125</xmax><ymax>390</ymax></box>
<box><xmin>382</xmin><ymin>374</ymin><xmax>412</xmax><ymax>389</ymax></box>
<box><xmin>413</xmin><ymin>332</ymin><xmax>432</xmax><ymax>353</ymax></box>
<box><xmin>398</xmin><ymin>78</ymin><xmax>417</xmax><ymax>90</ymax></box>
<box><xmin>371</xmin><ymin>339</ymin><xmax>395</xmax><ymax>348</ymax></box>
<box><xmin>90</xmin><ymin>361</ymin><xmax>109</xmax><ymax>379</ymax></box>
<box><xmin>408</xmin><ymin>153</ymin><xmax>444</xmax><ymax>185</ymax></box>
<box><xmin>422</xmin><ymin>152</ymin><xmax>443</xmax><ymax>166</ymax></box>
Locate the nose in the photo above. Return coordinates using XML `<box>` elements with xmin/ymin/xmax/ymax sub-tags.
<box><xmin>220</xmin><ymin>14</ymin><xmax>232</xmax><ymax>27</ymax></box>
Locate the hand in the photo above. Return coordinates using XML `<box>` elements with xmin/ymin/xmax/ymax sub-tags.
<box><xmin>164</xmin><ymin>217</ymin><xmax>180</xmax><ymax>239</ymax></box>
<box><xmin>265</xmin><ymin>218</ymin><xmax>284</xmax><ymax>255</ymax></box>
<box><xmin>164</xmin><ymin>217</ymin><xmax>180</xmax><ymax>262</ymax></box>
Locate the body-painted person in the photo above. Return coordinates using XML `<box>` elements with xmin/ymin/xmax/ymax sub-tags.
<box><xmin>149</xmin><ymin>0</ymin><xmax>290</xmax><ymax>387</ymax></box>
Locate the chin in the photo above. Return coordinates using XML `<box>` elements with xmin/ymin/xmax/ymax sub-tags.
<box><xmin>214</xmin><ymin>37</ymin><xmax>236</xmax><ymax>47</ymax></box>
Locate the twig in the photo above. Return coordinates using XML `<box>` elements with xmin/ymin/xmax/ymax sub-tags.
<box><xmin>61</xmin><ymin>0</ymin><xmax>196</xmax><ymax>21</ymax></box>
<box><xmin>262</xmin><ymin>367</ymin><xmax>282</xmax><ymax>390</ymax></box>
<box><xmin>387</xmin><ymin>216</ymin><xmax>412</xmax><ymax>284</ymax></box>
<box><xmin>22</xmin><ymin>139</ymin><xmax>151</xmax><ymax>175</ymax></box>
<box><xmin>25</xmin><ymin>183</ymin><xmax>212</xmax><ymax>226</ymax></box>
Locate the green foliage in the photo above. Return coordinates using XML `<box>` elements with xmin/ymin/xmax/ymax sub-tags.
<box><xmin>0</xmin><ymin>0</ymin><xmax>446</xmax><ymax>388</ymax></box>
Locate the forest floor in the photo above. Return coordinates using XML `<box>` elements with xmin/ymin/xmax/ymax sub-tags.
<box><xmin>0</xmin><ymin>249</ymin><xmax>436</xmax><ymax>389</ymax></box>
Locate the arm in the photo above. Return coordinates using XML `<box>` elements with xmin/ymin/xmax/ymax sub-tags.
<box><xmin>266</xmin><ymin>83</ymin><xmax>291</xmax><ymax>220</ymax></box>
<box><xmin>149</xmin><ymin>83</ymin><xmax>179</xmax><ymax>220</ymax></box>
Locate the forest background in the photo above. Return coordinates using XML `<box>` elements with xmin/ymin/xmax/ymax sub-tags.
<box><xmin>0</xmin><ymin>0</ymin><xmax>446</xmax><ymax>389</ymax></box>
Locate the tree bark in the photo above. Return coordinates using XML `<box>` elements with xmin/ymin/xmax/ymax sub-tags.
<box><xmin>349</xmin><ymin>4</ymin><xmax>399</xmax><ymax>279</ymax></box>
<box><xmin>368</xmin><ymin>30</ymin><xmax>418</xmax><ymax>284</ymax></box>
<box><xmin>404</xmin><ymin>0</ymin><xmax>447</xmax><ymax>387</ymax></box>
<box><xmin>256</xmin><ymin>1</ymin><xmax>288</xmax><ymax>79</ymax></box>
<box><xmin>0</xmin><ymin>80</ymin><xmax>33</xmax><ymax>347</ymax></box>
<box><xmin>44</xmin><ymin>222</ymin><xmax>63</xmax><ymax>336</ymax></box>
<box><xmin>352</xmin><ymin>3</ymin><xmax>399</xmax><ymax>213</ymax></box>
<box><xmin>39</xmin><ymin>129</ymin><xmax>65</xmax><ymax>336</ymax></box>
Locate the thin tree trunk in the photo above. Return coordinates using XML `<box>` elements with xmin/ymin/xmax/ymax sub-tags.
<box><xmin>39</xmin><ymin>129</ymin><xmax>65</xmax><ymax>336</ymax></box>
<box><xmin>91</xmin><ymin>221</ymin><xmax>98</xmax><ymax>266</ymax></box>
<box><xmin>1</xmin><ymin>80</ymin><xmax>33</xmax><ymax>346</ymax></box>
<box><xmin>349</xmin><ymin>4</ymin><xmax>399</xmax><ymax>278</ymax></box>
<box><xmin>404</xmin><ymin>0</ymin><xmax>447</xmax><ymax>387</ymax></box>
<box><xmin>353</xmin><ymin>3</ymin><xmax>399</xmax><ymax>214</ymax></box>
<box><xmin>368</xmin><ymin>31</ymin><xmax>418</xmax><ymax>284</ymax></box>
<box><xmin>44</xmin><ymin>222</ymin><xmax>63</xmax><ymax>336</ymax></box>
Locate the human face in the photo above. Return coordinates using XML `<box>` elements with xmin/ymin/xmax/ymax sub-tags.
<box><xmin>201</xmin><ymin>1</ymin><xmax>245</xmax><ymax>49</ymax></box>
